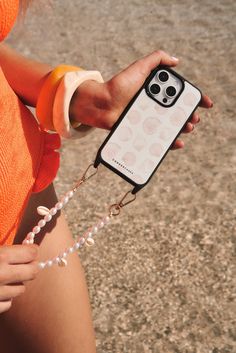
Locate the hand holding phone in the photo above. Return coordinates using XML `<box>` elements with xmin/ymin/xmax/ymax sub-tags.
<box><xmin>70</xmin><ymin>50</ymin><xmax>213</xmax><ymax>192</ymax></box>
<box><xmin>71</xmin><ymin>50</ymin><xmax>212</xmax><ymax>143</ymax></box>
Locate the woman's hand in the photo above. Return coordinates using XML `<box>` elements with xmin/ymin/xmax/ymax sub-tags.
<box><xmin>69</xmin><ymin>50</ymin><xmax>213</xmax><ymax>149</ymax></box>
<box><xmin>0</xmin><ymin>244</ymin><xmax>39</xmax><ymax>314</ymax></box>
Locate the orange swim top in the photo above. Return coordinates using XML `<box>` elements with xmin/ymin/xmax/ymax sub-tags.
<box><xmin>0</xmin><ymin>0</ymin><xmax>61</xmax><ymax>245</ymax></box>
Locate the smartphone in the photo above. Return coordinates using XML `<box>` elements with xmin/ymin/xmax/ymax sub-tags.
<box><xmin>94</xmin><ymin>66</ymin><xmax>202</xmax><ymax>194</ymax></box>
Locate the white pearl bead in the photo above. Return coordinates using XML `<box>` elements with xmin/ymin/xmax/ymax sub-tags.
<box><xmin>38</xmin><ymin>219</ymin><xmax>46</xmax><ymax>228</ymax></box>
<box><xmin>87</xmin><ymin>232</ymin><xmax>93</xmax><ymax>238</ymax></box>
<box><xmin>62</xmin><ymin>252</ymin><xmax>67</xmax><ymax>258</ymax></box>
<box><xmin>66</xmin><ymin>190</ymin><xmax>74</xmax><ymax>198</ymax></box>
<box><xmin>73</xmin><ymin>242</ymin><xmax>80</xmax><ymax>251</ymax></box>
<box><xmin>44</xmin><ymin>213</ymin><xmax>52</xmax><ymax>222</ymax></box>
<box><xmin>47</xmin><ymin>260</ymin><xmax>53</xmax><ymax>267</ymax></box>
<box><xmin>79</xmin><ymin>237</ymin><xmax>85</xmax><ymax>245</ymax></box>
<box><xmin>27</xmin><ymin>232</ymin><xmax>35</xmax><ymax>240</ymax></box>
<box><xmin>33</xmin><ymin>226</ymin><xmax>41</xmax><ymax>234</ymax></box>
<box><xmin>24</xmin><ymin>239</ymin><xmax>30</xmax><ymax>245</ymax></box>
<box><xmin>98</xmin><ymin>221</ymin><xmax>104</xmax><ymax>229</ymax></box>
<box><xmin>104</xmin><ymin>216</ymin><xmax>110</xmax><ymax>223</ymax></box>
<box><xmin>53</xmin><ymin>257</ymin><xmax>60</xmax><ymax>264</ymax></box>
<box><xmin>29</xmin><ymin>239</ymin><xmax>34</xmax><ymax>244</ymax></box>
<box><xmin>93</xmin><ymin>226</ymin><xmax>98</xmax><ymax>233</ymax></box>
<box><xmin>38</xmin><ymin>262</ymin><xmax>45</xmax><ymax>269</ymax></box>
<box><xmin>62</xmin><ymin>196</ymin><xmax>69</xmax><ymax>205</ymax></box>
<box><xmin>50</xmin><ymin>207</ymin><xmax>57</xmax><ymax>216</ymax></box>
<box><xmin>68</xmin><ymin>247</ymin><xmax>74</xmax><ymax>254</ymax></box>
<box><xmin>55</xmin><ymin>202</ymin><xmax>63</xmax><ymax>210</ymax></box>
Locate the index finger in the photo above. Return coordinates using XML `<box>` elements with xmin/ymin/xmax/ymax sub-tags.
<box><xmin>137</xmin><ymin>50</ymin><xmax>179</xmax><ymax>76</ymax></box>
<box><xmin>116</xmin><ymin>50</ymin><xmax>179</xmax><ymax>83</ymax></box>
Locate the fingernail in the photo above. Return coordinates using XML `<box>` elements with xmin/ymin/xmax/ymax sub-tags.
<box><xmin>171</xmin><ymin>56</ymin><xmax>179</xmax><ymax>62</ymax></box>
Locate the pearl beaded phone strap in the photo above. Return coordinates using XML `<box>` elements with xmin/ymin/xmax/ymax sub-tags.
<box><xmin>23</xmin><ymin>164</ymin><xmax>136</xmax><ymax>270</ymax></box>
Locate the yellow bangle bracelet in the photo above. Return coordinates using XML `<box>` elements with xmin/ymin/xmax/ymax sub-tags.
<box><xmin>36</xmin><ymin>64</ymin><xmax>83</xmax><ymax>131</ymax></box>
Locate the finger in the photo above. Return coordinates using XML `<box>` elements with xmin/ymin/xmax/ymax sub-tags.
<box><xmin>3</xmin><ymin>261</ymin><xmax>40</xmax><ymax>285</ymax></box>
<box><xmin>119</xmin><ymin>50</ymin><xmax>179</xmax><ymax>81</ymax></box>
<box><xmin>171</xmin><ymin>139</ymin><xmax>184</xmax><ymax>150</ymax></box>
<box><xmin>0</xmin><ymin>299</ymin><xmax>12</xmax><ymax>313</ymax></box>
<box><xmin>182</xmin><ymin>122</ymin><xmax>194</xmax><ymax>134</ymax></box>
<box><xmin>190</xmin><ymin>113</ymin><xmax>200</xmax><ymax>125</ymax></box>
<box><xmin>0</xmin><ymin>284</ymin><xmax>25</xmax><ymax>301</ymax></box>
<box><xmin>137</xmin><ymin>50</ymin><xmax>179</xmax><ymax>76</ymax></box>
<box><xmin>199</xmin><ymin>94</ymin><xmax>213</xmax><ymax>108</ymax></box>
<box><xmin>0</xmin><ymin>244</ymin><xmax>39</xmax><ymax>265</ymax></box>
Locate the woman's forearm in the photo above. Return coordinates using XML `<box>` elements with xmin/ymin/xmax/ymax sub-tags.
<box><xmin>0</xmin><ymin>43</ymin><xmax>52</xmax><ymax>107</ymax></box>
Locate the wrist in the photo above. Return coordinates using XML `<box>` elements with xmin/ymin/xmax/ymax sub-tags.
<box><xmin>69</xmin><ymin>80</ymin><xmax>111</xmax><ymax>128</ymax></box>
<box><xmin>69</xmin><ymin>80</ymin><xmax>94</xmax><ymax>124</ymax></box>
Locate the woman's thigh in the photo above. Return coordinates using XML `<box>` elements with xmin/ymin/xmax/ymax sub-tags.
<box><xmin>0</xmin><ymin>183</ymin><xmax>96</xmax><ymax>353</ymax></box>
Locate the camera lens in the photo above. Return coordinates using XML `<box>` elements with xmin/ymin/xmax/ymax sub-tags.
<box><xmin>150</xmin><ymin>83</ymin><xmax>160</xmax><ymax>95</ymax></box>
<box><xmin>166</xmin><ymin>86</ymin><xmax>177</xmax><ymax>97</ymax></box>
<box><xmin>158</xmin><ymin>71</ymin><xmax>169</xmax><ymax>82</ymax></box>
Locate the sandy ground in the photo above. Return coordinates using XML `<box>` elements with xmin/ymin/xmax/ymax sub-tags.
<box><xmin>8</xmin><ymin>1</ymin><xmax>236</xmax><ymax>352</ymax></box>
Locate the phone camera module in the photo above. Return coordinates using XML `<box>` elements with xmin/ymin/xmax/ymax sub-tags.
<box><xmin>149</xmin><ymin>83</ymin><xmax>160</xmax><ymax>95</ymax></box>
<box><xmin>158</xmin><ymin>71</ymin><xmax>169</xmax><ymax>82</ymax></box>
<box><xmin>165</xmin><ymin>86</ymin><xmax>177</xmax><ymax>97</ymax></box>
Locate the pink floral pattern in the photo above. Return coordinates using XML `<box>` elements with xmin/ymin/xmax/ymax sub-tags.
<box><xmin>101</xmin><ymin>82</ymin><xmax>201</xmax><ymax>185</ymax></box>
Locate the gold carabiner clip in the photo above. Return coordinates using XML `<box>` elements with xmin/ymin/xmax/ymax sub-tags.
<box><xmin>74</xmin><ymin>163</ymin><xmax>98</xmax><ymax>190</ymax></box>
<box><xmin>109</xmin><ymin>190</ymin><xmax>136</xmax><ymax>216</ymax></box>
<box><xmin>118</xmin><ymin>190</ymin><xmax>136</xmax><ymax>208</ymax></box>
<box><xmin>82</xmin><ymin>163</ymin><xmax>98</xmax><ymax>182</ymax></box>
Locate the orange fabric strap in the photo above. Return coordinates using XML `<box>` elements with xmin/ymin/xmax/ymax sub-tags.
<box><xmin>36</xmin><ymin>65</ymin><xmax>83</xmax><ymax>131</ymax></box>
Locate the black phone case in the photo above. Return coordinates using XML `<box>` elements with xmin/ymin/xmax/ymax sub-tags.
<box><xmin>94</xmin><ymin>66</ymin><xmax>202</xmax><ymax>194</ymax></box>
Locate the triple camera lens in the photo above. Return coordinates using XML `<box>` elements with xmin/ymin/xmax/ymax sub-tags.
<box><xmin>148</xmin><ymin>70</ymin><xmax>178</xmax><ymax>102</ymax></box>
